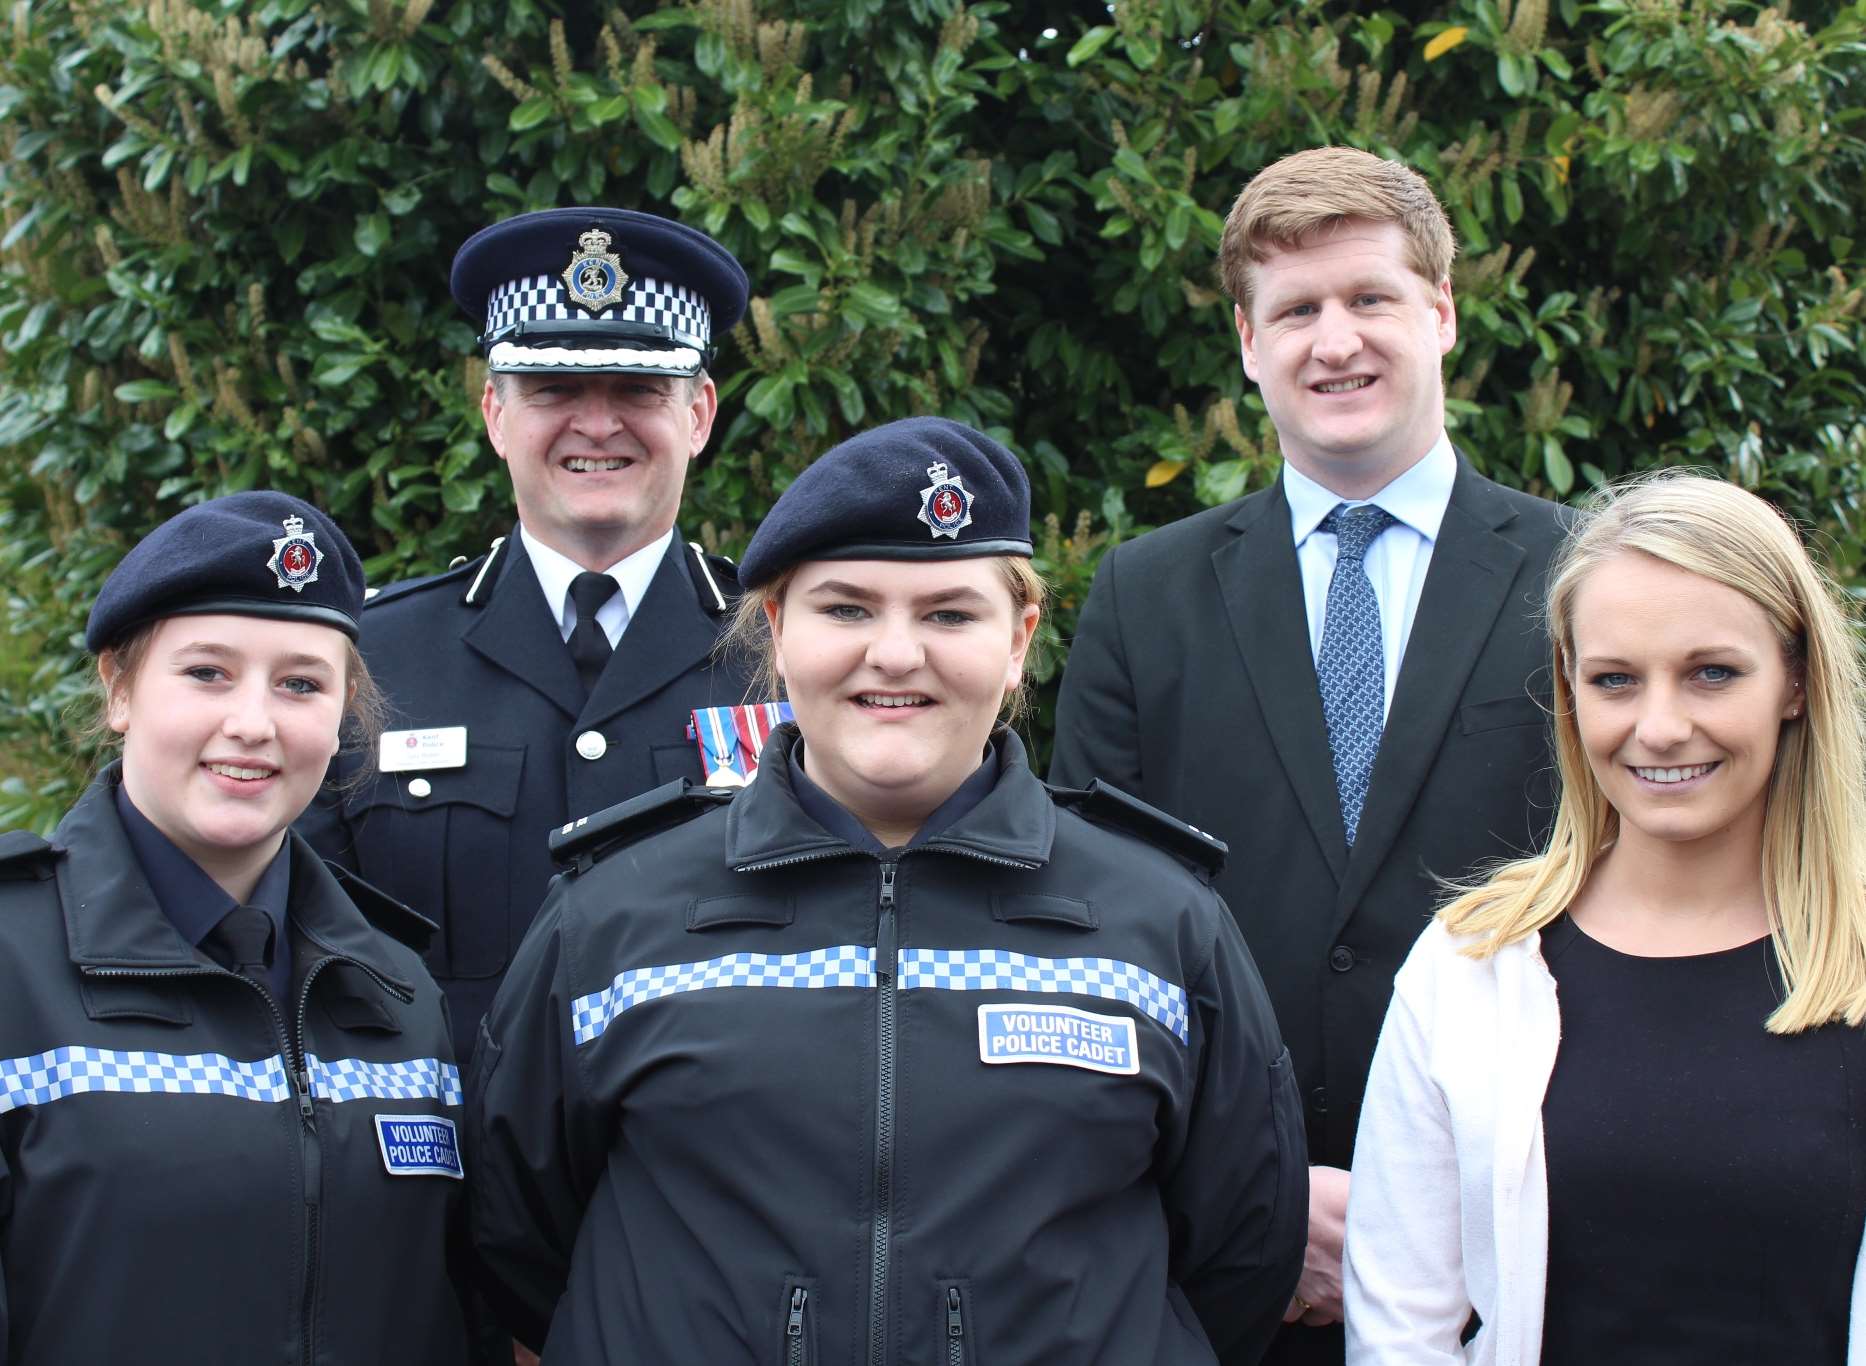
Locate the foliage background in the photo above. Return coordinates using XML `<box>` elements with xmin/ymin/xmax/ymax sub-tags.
<box><xmin>2</xmin><ymin>0</ymin><xmax>1863</xmax><ymax>831</ymax></box>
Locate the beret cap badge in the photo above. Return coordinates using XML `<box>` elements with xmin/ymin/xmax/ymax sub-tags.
<box><xmin>916</xmin><ymin>461</ymin><xmax>975</xmax><ymax>540</ymax></box>
<box><xmin>267</xmin><ymin>514</ymin><xmax>324</xmax><ymax>592</ymax></box>
<box><xmin>561</xmin><ymin>226</ymin><xmax>629</xmax><ymax>314</ymax></box>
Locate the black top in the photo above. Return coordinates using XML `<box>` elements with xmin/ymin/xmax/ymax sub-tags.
<box><xmin>1540</xmin><ymin>914</ymin><xmax>1866</xmax><ymax>1364</ymax></box>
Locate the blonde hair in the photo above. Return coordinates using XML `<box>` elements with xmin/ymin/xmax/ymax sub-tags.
<box><xmin>1218</xmin><ymin>146</ymin><xmax>1456</xmax><ymax>316</ymax></box>
<box><xmin>723</xmin><ymin>556</ymin><xmax>1048</xmax><ymax>723</ymax></box>
<box><xmin>1439</xmin><ymin>471</ymin><xmax>1866</xmax><ymax>1033</ymax></box>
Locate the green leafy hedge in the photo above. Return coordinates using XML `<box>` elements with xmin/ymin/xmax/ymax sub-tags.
<box><xmin>3</xmin><ymin>0</ymin><xmax>1863</xmax><ymax>830</ymax></box>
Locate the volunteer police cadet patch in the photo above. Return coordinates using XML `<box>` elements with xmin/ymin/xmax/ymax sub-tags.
<box><xmin>562</xmin><ymin>226</ymin><xmax>628</xmax><ymax>314</ymax></box>
<box><xmin>267</xmin><ymin>514</ymin><xmax>323</xmax><ymax>592</ymax></box>
<box><xmin>916</xmin><ymin>461</ymin><xmax>975</xmax><ymax>540</ymax></box>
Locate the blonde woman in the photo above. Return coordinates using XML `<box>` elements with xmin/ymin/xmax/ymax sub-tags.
<box><xmin>1344</xmin><ymin>472</ymin><xmax>1866</xmax><ymax>1364</ymax></box>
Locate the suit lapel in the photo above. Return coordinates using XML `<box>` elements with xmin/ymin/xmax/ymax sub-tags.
<box><xmin>1214</xmin><ymin>482</ymin><xmax>1350</xmax><ymax>882</ymax></box>
<box><xmin>580</xmin><ymin>538</ymin><xmax>721</xmax><ymax>725</ymax></box>
<box><xmin>1338</xmin><ymin>461</ymin><xmax>1527</xmax><ymax>912</ymax></box>
<box><xmin>463</xmin><ymin>530</ymin><xmax>585</xmax><ymax>720</ymax></box>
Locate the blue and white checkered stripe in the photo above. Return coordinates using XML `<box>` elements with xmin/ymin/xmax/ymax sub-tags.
<box><xmin>306</xmin><ymin>1054</ymin><xmax>463</xmax><ymax>1107</ymax></box>
<box><xmin>573</xmin><ymin>946</ymin><xmax>878</xmax><ymax>1044</ymax></box>
<box><xmin>900</xmin><ymin>949</ymin><xmax>1190</xmax><ymax>1043</ymax></box>
<box><xmin>0</xmin><ymin>1045</ymin><xmax>291</xmax><ymax>1113</ymax></box>
<box><xmin>569</xmin><ymin>944</ymin><xmax>1188</xmax><ymax>1046</ymax></box>
<box><xmin>485</xmin><ymin>273</ymin><xmax>711</xmax><ymax>344</ymax></box>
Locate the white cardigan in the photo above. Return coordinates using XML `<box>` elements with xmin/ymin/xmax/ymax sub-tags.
<box><xmin>1343</xmin><ymin>919</ymin><xmax>1866</xmax><ymax>1365</ymax></box>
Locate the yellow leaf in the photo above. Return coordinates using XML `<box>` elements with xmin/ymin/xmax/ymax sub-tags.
<box><xmin>1145</xmin><ymin>460</ymin><xmax>1186</xmax><ymax>488</ymax></box>
<box><xmin>1553</xmin><ymin>153</ymin><xmax>1571</xmax><ymax>185</ymax></box>
<box><xmin>1423</xmin><ymin>26</ymin><xmax>1469</xmax><ymax>61</ymax></box>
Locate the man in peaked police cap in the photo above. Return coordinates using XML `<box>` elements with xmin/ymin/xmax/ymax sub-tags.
<box><xmin>300</xmin><ymin>207</ymin><xmax>756</xmax><ymax>1058</ymax></box>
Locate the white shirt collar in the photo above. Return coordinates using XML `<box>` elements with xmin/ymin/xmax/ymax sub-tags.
<box><xmin>519</xmin><ymin>525</ymin><xmax>674</xmax><ymax>636</ymax></box>
<box><xmin>1284</xmin><ymin>433</ymin><xmax>1457</xmax><ymax>547</ymax></box>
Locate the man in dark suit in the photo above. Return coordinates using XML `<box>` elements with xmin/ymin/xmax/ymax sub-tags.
<box><xmin>1051</xmin><ymin>148</ymin><xmax>1564</xmax><ymax>1365</ymax></box>
<box><xmin>301</xmin><ymin>208</ymin><xmax>755</xmax><ymax>1056</ymax></box>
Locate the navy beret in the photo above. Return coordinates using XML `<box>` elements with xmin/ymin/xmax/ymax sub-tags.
<box><xmin>738</xmin><ymin>417</ymin><xmax>1033</xmax><ymax>589</ymax></box>
<box><xmin>451</xmin><ymin>207</ymin><xmax>749</xmax><ymax>377</ymax></box>
<box><xmin>86</xmin><ymin>492</ymin><xmax>365</xmax><ymax>652</ymax></box>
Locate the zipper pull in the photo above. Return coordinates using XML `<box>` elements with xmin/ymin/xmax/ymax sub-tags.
<box><xmin>295</xmin><ymin>1067</ymin><xmax>315</xmax><ymax>1122</ymax></box>
<box><xmin>946</xmin><ymin>1286</ymin><xmax>964</xmax><ymax>1338</ymax></box>
<box><xmin>788</xmin><ymin>1286</ymin><xmax>808</xmax><ymax>1337</ymax></box>
<box><xmin>879</xmin><ymin>864</ymin><xmax>896</xmax><ymax>908</ymax></box>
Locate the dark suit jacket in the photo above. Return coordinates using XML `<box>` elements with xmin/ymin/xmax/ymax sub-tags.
<box><xmin>1051</xmin><ymin>459</ymin><xmax>1564</xmax><ymax>1170</ymax></box>
<box><xmin>299</xmin><ymin>529</ymin><xmax>754</xmax><ymax>1052</ymax></box>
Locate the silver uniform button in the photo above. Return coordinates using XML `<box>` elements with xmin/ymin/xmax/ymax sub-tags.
<box><xmin>576</xmin><ymin>730</ymin><xmax>607</xmax><ymax>761</ymax></box>
<box><xmin>407</xmin><ymin>777</ymin><xmax>432</xmax><ymax>798</ymax></box>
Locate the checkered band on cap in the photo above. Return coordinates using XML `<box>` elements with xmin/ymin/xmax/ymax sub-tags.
<box><xmin>306</xmin><ymin>1054</ymin><xmax>464</xmax><ymax>1107</ymax></box>
<box><xmin>573</xmin><ymin>946</ymin><xmax>878</xmax><ymax>1045</ymax></box>
<box><xmin>899</xmin><ymin>948</ymin><xmax>1190</xmax><ymax>1043</ymax></box>
<box><xmin>484</xmin><ymin>273</ymin><xmax>712</xmax><ymax>347</ymax></box>
<box><xmin>0</xmin><ymin>1045</ymin><xmax>292</xmax><ymax>1113</ymax></box>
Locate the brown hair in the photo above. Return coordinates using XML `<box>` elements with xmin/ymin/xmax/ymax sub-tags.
<box><xmin>722</xmin><ymin>556</ymin><xmax>1048</xmax><ymax>722</ymax></box>
<box><xmin>86</xmin><ymin>617</ymin><xmax>387</xmax><ymax>780</ymax></box>
<box><xmin>1218</xmin><ymin>146</ymin><xmax>1457</xmax><ymax>316</ymax></box>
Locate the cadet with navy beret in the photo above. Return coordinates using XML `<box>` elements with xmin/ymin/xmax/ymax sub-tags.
<box><xmin>299</xmin><ymin>207</ymin><xmax>758</xmax><ymax>1054</ymax></box>
<box><xmin>469</xmin><ymin>416</ymin><xmax>1308</xmax><ymax>1363</ymax></box>
<box><xmin>0</xmin><ymin>492</ymin><xmax>469</xmax><ymax>1362</ymax></box>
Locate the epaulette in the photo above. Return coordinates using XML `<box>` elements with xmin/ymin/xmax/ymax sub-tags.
<box><xmin>356</xmin><ymin>537</ymin><xmax>500</xmax><ymax>612</ymax></box>
<box><xmin>551</xmin><ymin>779</ymin><xmax>736</xmax><ymax>874</ymax></box>
<box><xmin>684</xmin><ymin>540</ymin><xmax>742</xmax><ymax>616</ymax></box>
<box><xmin>323</xmin><ymin>861</ymin><xmax>441</xmax><ymax>953</ymax></box>
<box><xmin>0</xmin><ymin>829</ymin><xmax>59</xmax><ymax>881</ymax></box>
<box><xmin>1049</xmin><ymin>779</ymin><xmax>1228</xmax><ymax>880</ymax></box>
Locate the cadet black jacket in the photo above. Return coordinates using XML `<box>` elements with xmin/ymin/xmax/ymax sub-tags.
<box><xmin>0</xmin><ymin>769</ymin><xmax>469</xmax><ymax>1364</ymax></box>
<box><xmin>298</xmin><ymin>528</ymin><xmax>754</xmax><ymax>1054</ymax></box>
<box><xmin>470</xmin><ymin>728</ymin><xmax>1307</xmax><ymax>1366</ymax></box>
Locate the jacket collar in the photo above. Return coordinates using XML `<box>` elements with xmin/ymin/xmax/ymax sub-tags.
<box><xmin>725</xmin><ymin>725</ymin><xmax>1056</xmax><ymax>870</ymax></box>
<box><xmin>54</xmin><ymin>765</ymin><xmax>414</xmax><ymax>995</ymax></box>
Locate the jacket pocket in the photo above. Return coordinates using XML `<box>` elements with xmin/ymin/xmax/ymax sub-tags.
<box><xmin>1457</xmin><ymin>693</ymin><xmax>1547</xmax><ymax>735</ymax></box>
<box><xmin>346</xmin><ymin>743</ymin><xmax>525</xmax><ymax>980</ymax></box>
<box><xmin>780</xmin><ymin>1277</ymin><xmax>818</xmax><ymax>1366</ymax></box>
<box><xmin>935</xmin><ymin>1280</ymin><xmax>976</xmax><ymax>1366</ymax></box>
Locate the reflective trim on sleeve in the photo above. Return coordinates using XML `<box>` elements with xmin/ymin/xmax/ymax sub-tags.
<box><xmin>306</xmin><ymin>1054</ymin><xmax>464</xmax><ymax>1107</ymax></box>
<box><xmin>572</xmin><ymin>946</ymin><xmax>878</xmax><ymax>1044</ymax></box>
<box><xmin>900</xmin><ymin>949</ymin><xmax>1189</xmax><ymax>1043</ymax></box>
<box><xmin>0</xmin><ymin>1045</ymin><xmax>292</xmax><ymax>1112</ymax></box>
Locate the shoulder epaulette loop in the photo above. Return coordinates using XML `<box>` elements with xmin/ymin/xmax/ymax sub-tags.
<box><xmin>1049</xmin><ymin>780</ymin><xmax>1228</xmax><ymax>879</ymax></box>
<box><xmin>360</xmin><ymin>546</ymin><xmax>491</xmax><ymax>612</ymax></box>
<box><xmin>0</xmin><ymin>829</ymin><xmax>59</xmax><ymax>881</ymax></box>
<box><xmin>552</xmin><ymin>779</ymin><xmax>736</xmax><ymax>874</ymax></box>
<box><xmin>323</xmin><ymin>861</ymin><xmax>440</xmax><ymax>953</ymax></box>
<box><xmin>686</xmin><ymin>541</ymin><xmax>741</xmax><ymax>616</ymax></box>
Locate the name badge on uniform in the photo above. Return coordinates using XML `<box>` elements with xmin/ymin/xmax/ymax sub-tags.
<box><xmin>374</xmin><ymin>1114</ymin><xmax>464</xmax><ymax>1179</ymax></box>
<box><xmin>977</xmin><ymin>1003</ymin><xmax>1139</xmax><ymax>1076</ymax></box>
<box><xmin>379</xmin><ymin>726</ymin><xmax>468</xmax><ymax>773</ymax></box>
<box><xmin>689</xmin><ymin>703</ymin><xmax>793</xmax><ymax>787</ymax></box>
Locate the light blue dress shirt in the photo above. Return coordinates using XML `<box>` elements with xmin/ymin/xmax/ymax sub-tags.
<box><xmin>1283</xmin><ymin>435</ymin><xmax>1457</xmax><ymax>719</ymax></box>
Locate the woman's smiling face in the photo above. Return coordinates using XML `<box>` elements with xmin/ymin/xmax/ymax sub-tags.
<box><xmin>1569</xmin><ymin>550</ymin><xmax>1800</xmax><ymax>855</ymax></box>
<box><xmin>768</xmin><ymin>558</ymin><xmax>1038</xmax><ymax>840</ymax></box>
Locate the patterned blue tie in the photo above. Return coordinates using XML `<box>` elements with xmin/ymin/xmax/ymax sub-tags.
<box><xmin>1317</xmin><ymin>504</ymin><xmax>1395</xmax><ymax>845</ymax></box>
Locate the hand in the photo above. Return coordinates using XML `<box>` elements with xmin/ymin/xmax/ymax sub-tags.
<box><xmin>1282</xmin><ymin>1164</ymin><xmax>1350</xmax><ymax>1326</ymax></box>
<box><xmin>514</xmin><ymin>1346</ymin><xmax>540</xmax><ymax>1366</ymax></box>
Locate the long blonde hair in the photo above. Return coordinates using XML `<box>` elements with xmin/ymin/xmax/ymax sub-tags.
<box><xmin>1440</xmin><ymin>471</ymin><xmax>1866</xmax><ymax>1033</ymax></box>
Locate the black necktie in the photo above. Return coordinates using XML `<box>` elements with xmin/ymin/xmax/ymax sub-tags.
<box><xmin>569</xmin><ymin>571</ymin><xmax>619</xmax><ymax>693</ymax></box>
<box><xmin>205</xmin><ymin>906</ymin><xmax>275</xmax><ymax>979</ymax></box>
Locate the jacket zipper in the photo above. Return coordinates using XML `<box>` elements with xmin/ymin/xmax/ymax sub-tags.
<box><xmin>786</xmin><ymin>1285</ymin><xmax>810</xmax><ymax>1366</ymax></box>
<box><xmin>867</xmin><ymin>860</ymin><xmax>898</xmax><ymax>1366</ymax></box>
<box><xmin>944</xmin><ymin>1285</ymin><xmax>967</xmax><ymax>1366</ymax></box>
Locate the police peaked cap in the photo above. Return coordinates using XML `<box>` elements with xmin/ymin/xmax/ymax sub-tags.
<box><xmin>451</xmin><ymin>207</ymin><xmax>749</xmax><ymax>377</ymax></box>
<box><xmin>86</xmin><ymin>491</ymin><xmax>365</xmax><ymax>652</ymax></box>
<box><xmin>737</xmin><ymin>417</ymin><xmax>1034</xmax><ymax>589</ymax></box>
